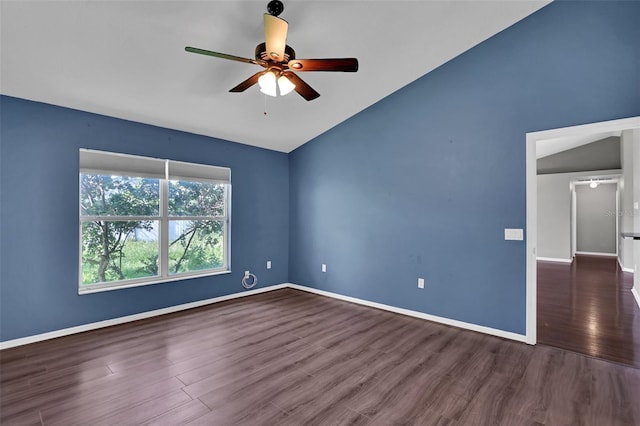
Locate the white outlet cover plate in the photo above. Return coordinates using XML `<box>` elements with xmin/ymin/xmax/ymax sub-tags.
<box><xmin>504</xmin><ymin>228</ymin><xmax>524</xmax><ymax>241</ymax></box>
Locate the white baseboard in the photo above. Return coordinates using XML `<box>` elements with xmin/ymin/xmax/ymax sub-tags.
<box><xmin>287</xmin><ymin>283</ymin><xmax>529</xmax><ymax>344</ymax></box>
<box><xmin>632</xmin><ymin>287</ymin><xmax>640</xmax><ymax>310</ymax></box>
<box><xmin>0</xmin><ymin>284</ymin><xmax>288</xmax><ymax>350</ymax></box>
<box><xmin>536</xmin><ymin>257</ymin><xmax>572</xmax><ymax>263</ymax></box>
<box><xmin>617</xmin><ymin>257</ymin><xmax>634</xmax><ymax>273</ymax></box>
<box><xmin>574</xmin><ymin>251</ymin><xmax>617</xmax><ymax>257</ymax></box>
<box><xmin>1</xmin><ymin>282</ymin><xmax>530</xmax><ymax>350</ymax></box>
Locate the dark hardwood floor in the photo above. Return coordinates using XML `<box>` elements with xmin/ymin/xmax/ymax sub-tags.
<box><xmin>1</xmin><ymin>287</ymin><xmax>639</xmax><ymax>425</ymax></box>
<box><xmin>538</xmin><ymin>255</ymin><xmax>640</xmax><ymax>368</ymax></box>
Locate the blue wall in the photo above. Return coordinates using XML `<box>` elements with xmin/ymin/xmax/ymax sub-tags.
<box><xmin>2</xmin><ymin>1</ymin><xmax>639</xmax><ymax>342</ymax></box>
<box><xmin>288</xmin><ymin>1</ymin><xmax>640</xmax><ymax>334</ymax></box>
<box><xmin>0</xmin><ymin>96</ymin><xmax>289</xmax><ymax>341</ymax></box>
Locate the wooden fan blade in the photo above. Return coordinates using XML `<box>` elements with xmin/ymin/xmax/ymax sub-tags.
<box><xmin>283</xmin><ymin>72</ymin><xmax>320</xmax><ymax>101</ymax></box>
<box><xmin>229</xmin><ymin>72</ymin><xmax>264</xmax><ymax>92</ymax></box>
<box><xmin>185</xmin><ymin>47</ymin><xmax>266</xmax><ymax>66</ymax></box>
<box><xmin>264</xmin><ymin>14</ymin><xmax>288</xmax><ymax>62</ymax></box>
<box><xmin>287</xmin><ymin>58</ymin><xmax>358</xmax><ymax>72</ymax></box>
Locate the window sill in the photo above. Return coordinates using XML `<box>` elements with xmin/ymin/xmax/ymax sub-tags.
<box><xmin>78</xmin><ymin>269</ymin><xmax>232</xmax><ymax>295</ymax></box>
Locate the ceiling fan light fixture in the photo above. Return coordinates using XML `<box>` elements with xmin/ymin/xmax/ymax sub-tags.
<box><xmin>278</xmin><ymin>75</ymin><xmax>295</xmax><ymax>96</ymax></box>
<box><xmin>185</xmin><ymin>1</ymin><xmax>358</xmax><ymax>102</ymax></box>
<box><xmin>590</xmin><ymin>181</ymin><xmax>598</xmax><ymax>189</ymax></box>
<box><xmin>258</xmin><ymin>71</ymin><xmax>277</xmax><ymax>96</ymax></box>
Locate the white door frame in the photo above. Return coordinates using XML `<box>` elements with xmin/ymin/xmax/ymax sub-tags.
<box><xmin>571</xmin><ymin>186</ymin><xmax>577</xmax><ymax>259</ymax></box>
<box><xmin>525</xmin><ymin>116</ymin><xmax>640</xmax><ymax>345</ymax></box>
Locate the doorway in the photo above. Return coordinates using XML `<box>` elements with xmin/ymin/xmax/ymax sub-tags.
<box><xmin>525</xmin><ymin>116</ymin><xmax>640</xmax><ymax>355</ymax></box>
<box><xmin>572</xmin><ymin>179</ymin><xmax>619</xmax><ymax>258</ymax></box>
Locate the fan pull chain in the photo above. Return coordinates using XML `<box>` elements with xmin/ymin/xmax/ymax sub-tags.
<box><xmin>263</xmin><ymin>94</ymin><xmax>268</xmax><ymax>115</ymax></box>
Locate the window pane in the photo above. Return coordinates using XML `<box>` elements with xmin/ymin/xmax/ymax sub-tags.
<box><xmin>80</xmin><ymin>174</ymin><xmax>159</xmax><ymax>217</ymax></box>
<box><xmin>81</xmin><ymin>221</ymin><xmax>159</xmax><ymax>285</ymax></box>
<box><xmin>169</xmin><ymin>220</ymin><xmax>224</xmax><ymax>274</ymax></box>
<box><xmin>168</xmin><ymin>180</ymin><xmax>225</xmax><ymax>216</ymax></box>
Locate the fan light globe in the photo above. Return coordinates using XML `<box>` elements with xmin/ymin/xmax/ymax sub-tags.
<box><xmin>258</xmin><ymin>71</ymin><xmax>277</xmax><ymax>97</ymax></box>
<box><xmin>278</xmin><ymin>75</ymin><xmax>296</xmax><ymax>96</ymax></box>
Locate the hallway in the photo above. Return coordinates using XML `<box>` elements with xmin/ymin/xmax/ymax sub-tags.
<box><xmin>538</xmin><ymin>255</ymin><xmax>640</xmax><ymax>368</ymax></box>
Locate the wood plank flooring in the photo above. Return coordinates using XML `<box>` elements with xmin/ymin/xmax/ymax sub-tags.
<box><xmin>1</xmin><ymin>288</ymin><xmax>639</xmax><ymax>425</ymax></box>
<box><xmin>538</xmin><ymin>255</ymin><xmax>640</xmax><ymax>368</ymax></box>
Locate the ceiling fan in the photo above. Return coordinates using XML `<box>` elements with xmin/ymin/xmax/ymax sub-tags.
<box><xmin>185</xmin><ymin>0</ymin><xmax>358</xmax><ymax>101</ymax></box>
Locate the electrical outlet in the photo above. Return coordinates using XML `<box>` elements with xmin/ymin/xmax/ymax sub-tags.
<box><xmin>322</xmin><ymin>263</ymin><xmax>327</xmax><ymax>273</ymax></box>
<box><xmin>267</xmin><ymin>260</ymin><xmax>272</xmax><ymax>269</ymax></box>
<box><xmin>418</xmin><ymin>278</ymin><xmax>425</xmax><ymax>289</ymax></box>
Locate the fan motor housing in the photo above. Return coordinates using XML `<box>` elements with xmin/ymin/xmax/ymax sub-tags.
<box><xmin>255</xmin><ymin>42</ymin><xmax>295</xmax><ymax>63</ymax></box>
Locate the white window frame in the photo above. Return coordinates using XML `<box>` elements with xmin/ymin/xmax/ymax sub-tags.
<box><xmin>79</xmin><ymin>149</ymin><xmax>231</xmax><ymax>294</ymax></box>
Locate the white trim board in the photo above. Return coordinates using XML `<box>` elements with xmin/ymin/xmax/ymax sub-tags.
<box><xmin>1</xmin><ymin>282</ymin><xmax>529</xmax><ymax>350</ymax></box>
<box><xmin>288</xmin><ymin>284</ymin><xmax>529</xmax><ymax>344</ymax></box>
<box><xmin>632</xmin><ymin>287</ymin><xmax>640</xmax><ymax>310</ymax></box>
<box><xmin>574</xmin><ymin>251</ymin><xmax>617</xmax><ymax>257</ymax></box>
<box><xmin>526</xmin><ymin>116</ymin><xmax>640</xmax><ymax>346</ymax></box>
<box><xmin>618</xmin><ymin>258</ymin><xmax>634</xmax><ymax>273</ymax></box>
<box><xmin>0</xmin><ymin>284</ymin><xmax>288</xmax><ymax>350</ymax></box>
<box><xmin>536</xmin><ymin>257</ymin><xmax>572</xmax><ymax>263</ymax></box>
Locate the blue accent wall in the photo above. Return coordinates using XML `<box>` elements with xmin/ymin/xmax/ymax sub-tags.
<box><xmin>288</xmin><ymin>1</ymin><xmax>640</xmax><ymax>334</ymax></box>
<box><xmin>0</xmin><ymin>96</ymin><xmax>289</xmax><ymax>341</ymax></box>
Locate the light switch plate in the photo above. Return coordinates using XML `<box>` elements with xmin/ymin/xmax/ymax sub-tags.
<box><xmin>505</xmin><ymin>228</ymin><xmax>524</xmax><ymax>241</ymax></box>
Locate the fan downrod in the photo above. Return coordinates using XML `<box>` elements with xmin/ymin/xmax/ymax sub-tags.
<box><xmin>267</xmin><ymin>0</ymin><xmax>284</xmax><ymax>17</ymax></box>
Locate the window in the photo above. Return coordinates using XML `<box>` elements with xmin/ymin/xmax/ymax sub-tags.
<box><xmin>79</xmin><ymin>149</ymin><xmax>230</xmax><ymax>293</ymax></box>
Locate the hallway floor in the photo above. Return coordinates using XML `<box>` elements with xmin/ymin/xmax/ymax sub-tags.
<box><xmin>538</xmin><ymin>255</ymin><xmax>640</xmax><ymax>368</ymax></box>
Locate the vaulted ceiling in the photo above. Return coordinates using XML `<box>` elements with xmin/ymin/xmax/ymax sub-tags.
<box><xmin>1</xmin><ymin>1</ymin><xmax>549</xmax><ymax>152</ymax></box>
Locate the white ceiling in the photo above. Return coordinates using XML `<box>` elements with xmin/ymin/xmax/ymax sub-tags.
<box><xmin>1</xmin><ymin>1</ymin><xmax>549</xmax><ymax>153</ymax></box>
<box><xmin>536</xmin><ymin>131</ymin><xmax>622</xmax><ymax>159</ymax></box>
